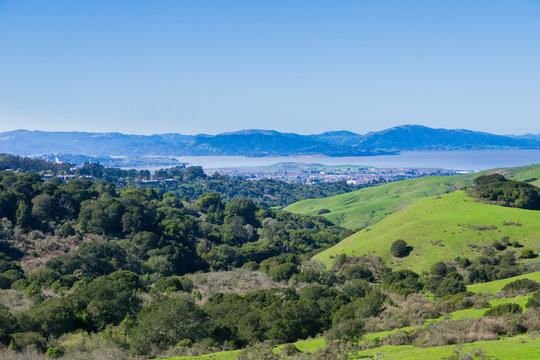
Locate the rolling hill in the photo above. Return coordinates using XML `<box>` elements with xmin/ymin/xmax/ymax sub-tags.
<box><xmin>285</xmin><ymin>164</ymin><xmax>540</xmax><ymax>229</ymax></box>
<box><xmin>312</xmin><ymin>190</ymin><xmax>540</xmax><ymax>272</ymax></box>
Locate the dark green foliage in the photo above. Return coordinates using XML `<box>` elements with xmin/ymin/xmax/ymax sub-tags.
<box><xmin>0</xmin><ymin>154</ymin><xmax>72</xmax><ymax>173</ymax></box>
<box><xmin>72</xmin><ymin>271</ymin><xmax>142</xmax><ymax>330</ymax></box>
<box><xmin>18</xmin><ymin>296</ymin><xmax>80</xmax><ymax>337</ymax></box>
<box><xmin>431</xmin><ymin>262</ymin><xmax>448</xmax><ymax>276</ymax></box>
<box><xmin>130</xmin><ymin>297</ymin><xmax>208</xmax><ymax>355</ymax></box>
<box><xmin>456</xmin><ymin>257</ymin><xmax>471</xmax><ymax>268</ymax></box>
<box><xmin>153</xmin><ymin>276</ymin><xmax>193</xmax><ymax>293</ymax></box>
<box><xmin>317</xmin><ymin>208</ymin><xmax>331</xmax><ymax>215</ymax></box>
<box><xmin>15</xmin><ymin>199</ymin><xmax>31</xmax><ymax>229</ymax></box>
<box><xmin>484</xmin><ymin>303</ymin><xmax>522</xmax><ymax>317</ymax></box>
<box><xmin>434</xmin><ymin>276</ymin><xmax>467</xmax><ymax>298</ymax></box>
<box><xmin>342</xmin><ymin>279</ymin><xmax>371</xmax><ymax>299</ymax></box>
<box><xmin>342</xmin><ymin>264</ymin><xmax>373</xmax><ymax>281</ymax></box>
<box><xmin>501</xmin><ymin>278</ymin><xmax>540</xmax><ymax>295</ymax></box>
<box><xmin>0</xmin><ymin>304</ymin><xmax>17</xmax><ymax>346</ymax></box>
<box><xmin>332</xmin><ymin>290</ymin><xmax>386</xmax><ymax>326</ymax></box>
<box><xmin>382</xmin><ymin>270</ymin><xmax>423</xmax><ymax>295</ymax></box>
<box><xmin>59</xmin><ymin>221</ymin><xmax>75</xmax><ymax>237</ymax></box>
<box><xmin>526</xmin><ymin>290</ymin><xmax>540</xmax><ymax>310</ymax></box>
<box><xmin>390</xmin><ymin>239</ymin><xmax>411</xmax><ymax>258</ymax></box>
<box><xmin>472</xmin><ymin>174</ymin><xmax>540</xmax><ymax>209</ymax></box>
<box><xmin>195</xmin><ymin>192</ymin><xmax>224</xmax><ymax>213</ymax></box>
<box><xmin>267</xmin><ymin>263</ymin><xmax>298</xmax><ymax>282</ymax></box>
<box><xmin>8</xmin><ymin>331</ymin><xmax>47</xmax><ymax>351</ymax></box>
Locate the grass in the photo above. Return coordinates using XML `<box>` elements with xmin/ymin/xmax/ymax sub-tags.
<box><xmin>355</xmin><ymin>335</ymin><xmax>540</xmax><ymax>359</ymax></box>
<box><xmin>312</xmin><ymin>191</ymin><xmax>540</xmax><ymax>272</ymax></box>
<box><xmin>285</xmin><ymin>164</ymin><xmax>540</xmax><ymax>230</ymax></box>
<box><xmin>468</xmin><ymin>271</ymin><xmax>540</xmax><ymax>295</ymax></box>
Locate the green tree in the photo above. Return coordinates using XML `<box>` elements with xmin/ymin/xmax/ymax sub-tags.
<box><xmin>390</xmin><ymin>239</ymin><xmax>410</xmax><ymax>257</ymax></box>
<box><xmin>15</xmin><ymin>200</ymin><xmax>32</xmax><ymax>229</ymax></box>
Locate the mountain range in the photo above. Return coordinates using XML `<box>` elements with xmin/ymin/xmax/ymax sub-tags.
<box><xmin>1</xmin><ymin>125</ymin><xmax>539</xmax><ymax>157</ymax></box>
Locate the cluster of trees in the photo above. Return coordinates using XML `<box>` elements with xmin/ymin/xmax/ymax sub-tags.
<box><xmin>0</xmin><ymin>270</ymin><xmax>390</xmax><ymax>356</ymax></box>
<box><xmin>471</xmin><ymin>174</ymin><xmax>540</xmax><ymax>210</ymax></box>
<box><xmin>1</xmin><ymin>155</ymin><xmax>371</xmax><ymax>208</ymax></box>
<box><xmin>0</xmin><ymin>171</ymin><xmax>346</xmax><ymax>290</ymax></box>
<box><xmin>0</xmin><ymin>154</ymin><xmax>72</xmax><ymax>174</ymax></box>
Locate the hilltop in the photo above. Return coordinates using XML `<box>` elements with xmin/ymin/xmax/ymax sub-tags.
<box><xmin>285</xmin><ymin>164</ymin><xmax>540</xmax><ymax>229</ymax></box>
<box><xmin>312</xmin><ymin>190</ymin><xmax>540</xmax><ymax>272</ymax></box>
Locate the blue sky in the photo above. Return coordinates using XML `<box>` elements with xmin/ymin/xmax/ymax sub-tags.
<box><xmin>0</xmin><ymin>0</ymin><xmax>539</xmax><ymax>135</ymax></box>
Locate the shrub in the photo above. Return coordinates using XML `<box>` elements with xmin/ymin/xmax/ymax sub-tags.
<box><xmin>59</xmin><ymin>222</ymin><xmax>75</xmax><ymax>238</ymax></box>
<box><xmin>342</xmin><ymin>265</ymin><xmax>373</xmax><ymax>281</ymax></box>
<box><xmin>317</xmin><ymin>209</ymin><xmax>331</xmax><ymax>215</ymax></box>
<box><xmin>527</xmin><ymin>290</ymin><xmax>540</xmax><ymax>310</ymax></box>
<box><xmin>45</xmin><ymin>347</ymin><xmax>64</xmax><ymax>358</ymax></box>
<box><xmin>521</xmin><ymin>248</ymin><xmax>535</xmax><ymax>259</ymax></box>
<box><xmin>456</xmin><ymin>257</ymin><xmax>471</xmax><ymax>268</ymax></box>
<box><xmin>501</xmin><ymin>279</ymin><xmax>540</xmax><ymax>296</ymax></box>
<box><xmin>484</xmin><ymin>303</ymin><xmax>523</xmax><ymax>317</ymax></box>
<box><xmin>280</xmin><ymin>343</ymin><xmax>301</xmax><ymax>356</ymax></box>
<box><xmin>326</xmin><ymin>318</ymin><xmax>365</xmax><ymax>341</ymax></box>
<box><xmin>267</xmin><ymin>263</ymin><xmax>297</xmax><ymax>282</ymax></box>
<box><xmin>390</xmin><ymin>239</ymin><xmax>411</xmax><ymax>258</ymax></box>
<box><xmin>8</xmin><ymin>332</ymin><xmax>47</xmax><ymax>351</ymax></box>
<box><xmin>382</xmin><ymin>270</ymin><xmax>422</xmax><ymax>295</ymax></box>
<box><xmin>431</xmin><ymin>262</ymin><xmax>447</xmax><ymax>276</ymax></box>
<box><xmin>434</xmin><ymin>277</ymin><xmax>467</xmax><ymax>298</ymax></box>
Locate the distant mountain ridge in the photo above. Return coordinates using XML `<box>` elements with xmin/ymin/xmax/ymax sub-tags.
<box><xmin>0</xmin><ymin>125</ymin><xmax>539</xmax><ymax>157</ymax></box>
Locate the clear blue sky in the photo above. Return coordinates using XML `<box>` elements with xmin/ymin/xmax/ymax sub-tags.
<box><xmin>0</xmin><ymin>0</ymin><xmax>539</xmax><ymax>135</ymax></box>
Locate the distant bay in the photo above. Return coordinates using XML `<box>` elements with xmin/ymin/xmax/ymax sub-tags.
<box><xmin>135</xmin><ymin>150</ymin><xmax>540</xmax><ymax>171</ymax></box>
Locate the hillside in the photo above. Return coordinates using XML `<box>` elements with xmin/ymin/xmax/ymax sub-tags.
<box><xmin>312</xmin><ymin>190</ymin><xmax>540</xmax><ymax>272</ymax></box>
<box><xmin>285</xmin><ymin>164</ymin><xmax>540</xmax><ymax>229</ymax></box>
<box><xmin>285</xmin><ymin>174</ymin><xmax>474</xmax><ymax>229</ymax></box>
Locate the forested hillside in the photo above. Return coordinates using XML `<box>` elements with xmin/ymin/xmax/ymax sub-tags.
<box><xmin>2</xmin><ymin>166</ymin><xmax>540</xmax><ymax>360</ymax></box>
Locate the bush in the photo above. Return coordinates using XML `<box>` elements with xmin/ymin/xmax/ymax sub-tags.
<box><xmin>267</xmin><ymin>263</ymin><xmax>297</xmax><ymax>282</ymax></box>
<box><xmin>317</xmin><ymin>209</ymin><xmax>331</xmax><ymax>215</ymax></box>
<box><xmin>342</xmin><ymin>265</ymin><xmax>373</xmax><ymax>281</ymax></box>
<box><xmin>457</xmin><ymin>257</ymin><xmax>471</xmax><ymax>268</ymax></box>
<box><xmin>431</xmin><ymin>262</ymin><xmax>447</xmax><ymax>276</ymax></box>
<box><xmin>8</xmin><ymin>332</ymin><xmax>47</xmax><ymax>351</ymax></box>
<box><xmin>390</xmin><ymin>239</ymin><xmax>411</xmax><ymax>258</ymax></box>
<box><xmin>501</xmin><ymin>279</ymin><xmax>540</xmax><ymax>296</ymax></box>
<box><xmin>45</xmin><ymin>347</ymin><xmax>64</xmax><ymax>358</ymax></box>
<box><xmin>59</xmin><ymin>222</ymin><xmax>75</xmax><ymax>238</ymax></box>
<box><xmin>382</xmin><ymin>270</ymin><xmax>422</xmax><ymax>295</ymax></box>
<box><xmin>130</xmin><ymin>297</ymin><xmax>208</xmax><ymax>355</ymax></box>
<box><xmin>484</xmin><ymin>303</ymin><xmax>523</xmax><ymax>317</ymax></box>
<box><xmin>521</xmin><ymin>248</ymin><xmax>536</xmax><ymax>259</ymax></box>
<box><xmin>527</xmin><ymin>290</ymin><xmax>540</xmax><ymax>310</ymax></box>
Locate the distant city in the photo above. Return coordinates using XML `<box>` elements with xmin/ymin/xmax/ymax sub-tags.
<box><xmin>201</xmin><ymin>164</ymin><xmax>473</xmax><ymax>185</ymax></box>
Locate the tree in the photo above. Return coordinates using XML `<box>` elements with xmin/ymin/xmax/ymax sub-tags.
<box><xmin>130</xmin><ymin>297</ymin><xmax>208</xmax><ymax>355</ymax></box>
<box><xmin>390</xmin><ymin>239</ymin><xmax>411</xmax><ymax>258</ymax></box>
<box><xmin>15</xmin><ymin>200</ymin><xmax>31</xmax><ymax>229</ymax></box>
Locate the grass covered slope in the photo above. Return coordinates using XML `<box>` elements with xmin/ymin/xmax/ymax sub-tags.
<box><xmin>284</xmin><ymin>174</ymin><xmax>474</xmax><ymax>229</ymax></box>
<box><xmin>467</xmin><ymin>270</ymin><xmax>540</xmax><ymax>294</ymax></box>
<box><xmin>285</xmin><ymin>164</ymin><xmax>540</xmax><ymax>229</ymax></box>
<box><xmin>313</xmin><ymin>191</ymin><xmax>540</xmax><ymax>272</ymax></box>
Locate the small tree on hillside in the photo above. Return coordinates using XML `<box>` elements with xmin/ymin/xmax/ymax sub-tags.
<box><xmin>390</xmin><ymin>239</ymin><xmax>410</xmax><ymax>258</ymax></box>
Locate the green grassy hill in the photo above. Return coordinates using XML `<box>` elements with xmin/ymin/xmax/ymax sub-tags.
<box><xmin>285</xmin><ymin>164</ymin><xmax>540</xmax><ymax>229</ymax></box>
<box><xmin>312</xmin><ymin>190</ymin><xmax>540</xmax><ymax>272</ymax></box>
<box><xmin>467</xmin><ymin>270</ymin><xmax>540</xmax><ymax>294</ymax></box>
